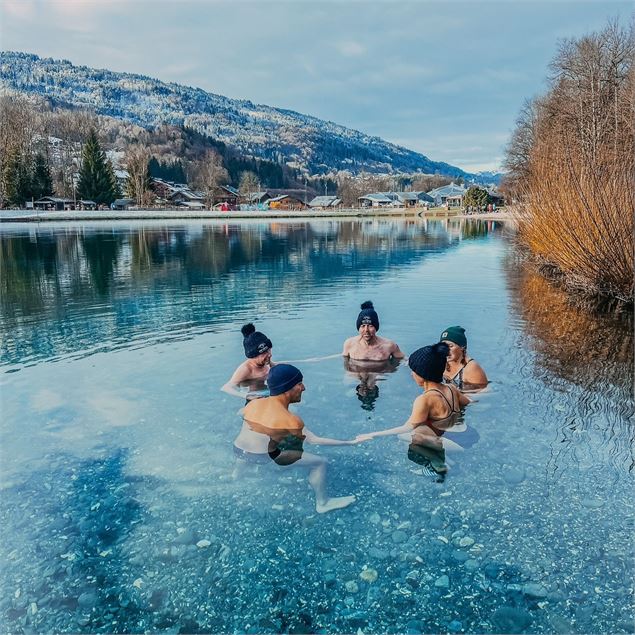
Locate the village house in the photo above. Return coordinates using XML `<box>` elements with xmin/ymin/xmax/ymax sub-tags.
<box><xmin>112</xmin><ymin>198</ymin><xmax>135</xmax><ymax>210</ymax></box>
<box><xmin>358</xmin><ymin>192</ymin><xmax>433</xmax><ymax>208</ymax></box>
<box><xmin>168</xmin><ymin>187</ymin><xmax>206</xmax><ymax>209</ymax></box>
<box><xmin>114</xmin><ymin>169</ymin><xmax>130</xmax><ymax>194</ymax></box>
<box><xmin>427</xmin><ymin>183</ymin><xmax>467</xmax><ymax>207</ymax></box>
<box><xmin>267</xmin><ymin>195</ymin><xmax>308</xmax><ymax>211</ymax></box>
<box><xmin>215</xmin><ymin>185</ymin><xmax>240</xmax><ymax>209</ymax></box>
<box><xmin>33</xmin><ymin>197</ymin><xmax>97</xmax><ymax>211</ymax></box>
<box><xmin>150</xmin><ymin>178</ymin><xmax>205</xmax><ymax>208</ymax></box>
<box><xmin>394</xmin><ymin>191</ymin><xmax>434</xmax><ymax>207</ymax></box>
<box><xmin>358</xmin><ymin>193</ymin><xmax>393</xmax><ymax>208</ymax></box>
<box><xmin>245</xmin><ymin>191</ymin><xmax>273</xmax><ymax>205</ymax></box>
<box><xmin>308</xmin><ymin>195</ymin><xmax>342</xmax><ymax>209</ymax></box>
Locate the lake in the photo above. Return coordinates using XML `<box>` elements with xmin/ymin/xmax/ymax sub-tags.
<box><xmin>0</xmin><ymin>218</ymin><xmax>633</xmax><ymax>634</ymax></box>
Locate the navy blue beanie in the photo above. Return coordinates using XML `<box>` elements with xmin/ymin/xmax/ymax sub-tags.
<box><xmin>241</xmin><ymin>323</ymin><xmax>272</xmax><ymax>358</ymax></box>
<box><xmin>408</xmin><ymin>343</ymin><xmax>449</xmax><ymax>383</ymax></box>
<box><xmin>356</xmin><ymin>301</ymin><xmax>379</xmax><ymax>330</ymax></box>
<box><xmin>267</xmin><ymin>364</ymin><xmax>303</xmax><ymax>396</ymax></box>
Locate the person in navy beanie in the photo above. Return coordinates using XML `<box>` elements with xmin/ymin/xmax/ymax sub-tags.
<box><xmin>234</xmin><ymin>363</ymin><xmax>364</xmax><ymax>513</ymax></box>
<box><xmin>221</xmin><ymin>323</ymin><xmax>274</xmax><ymax>399</ymax></box>
<box><xmin>342</xmin><ymin>301</ymin><xmax>404</xmax><ymax>361</ymax></box>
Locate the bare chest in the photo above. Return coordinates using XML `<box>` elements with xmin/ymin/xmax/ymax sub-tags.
<box><xmin>348</xmin><ymin>340</ymin><xmax>392</xmax><ymax>361</ymax></box>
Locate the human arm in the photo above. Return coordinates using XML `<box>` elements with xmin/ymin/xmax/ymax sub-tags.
<box><xmin>221</xmin><ymin>365</ymin><xmax>251</xmax><ymax>398</ymax></box>
<box><xmin>463</xmin><ymin>360</ymin><xmax>488</xmax><ymax>386</ymax></box>
<box><xmin>303</xmin><ymin>427</ymin><xmax>362</xmax><ymax>446</ymax></box>
<box><xmin>391</xmin><ymin>342</ymin><xmax>405</xmax><ymax>360</ymax></box>
<box><xmin>280</xmin><ymin>353</ymin><xmax>342</xmax><ymax>363</ymax></box>
<box><xmin>457</xmin><ymin>390</ymin><xmax>472</xmax><ymax>407</ymax></box>
<box><xmin>356</xmin><ymin>395</ymin><xmax>428</xmax><ymax>441</ymax></box>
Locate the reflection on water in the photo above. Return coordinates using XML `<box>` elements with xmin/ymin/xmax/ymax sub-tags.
<box><xmin>1</xmin><ymin>219</ymin><xmax>502</xmax><ymax>367</ymax></box>
<box><xmin>1</xmin><ymin>218</ymin><xmax>633</xmax><ymax>635</ymax></box>
<box><xmin>504</xmin><ymin>250</ymin><xmax>634</xmax><ymax>478</ymax></box>
<box><xmin>344</xmin><ymin>357</ymin><xmax>400</xmax><ymax>411</ymax></box>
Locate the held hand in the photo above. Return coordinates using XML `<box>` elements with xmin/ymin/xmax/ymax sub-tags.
<box><xmin>355</xmin><ymin>433</ymin><xmax>374</xmax><ymax>443</ymax></box>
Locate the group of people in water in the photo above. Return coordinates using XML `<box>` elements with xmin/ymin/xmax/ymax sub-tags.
<box><xmin>222</xmin><ymin>301</ymin><xmax>488</xmax><ymax>513</ymax></box>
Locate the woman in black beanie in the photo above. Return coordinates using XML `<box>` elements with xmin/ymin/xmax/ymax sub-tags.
<box><xmin>221</xmin><ymin>323</ymin><xmax>274</xmax><ymax>399</ymax></box>
<box><xmin>356</xmin><ymin>342</ymin><xmax>471</xmax><ymax>443</ymax></box>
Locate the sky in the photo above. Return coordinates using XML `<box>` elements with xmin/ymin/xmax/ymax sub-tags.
<box><xmin>1</xmin><ymin>1</ymin><xmax>632</xmax><ymax>173</ymax></box>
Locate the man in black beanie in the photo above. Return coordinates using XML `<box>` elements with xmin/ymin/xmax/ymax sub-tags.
<box><xmin>342</xmin><ymin>301</ymin><xmax>404</xmax><ymax>361</ymax></box>
<box><xmin>234</xmin><ymin>364</ymin><xmax>361</xmax><ymax>513</ymax></box>
<box><xmin>222</xmin><ymin>323</ymin><xmax>274</xmax><ymax>399</ymax></box>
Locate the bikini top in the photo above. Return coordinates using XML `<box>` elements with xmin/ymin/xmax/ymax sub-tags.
<box><xmin>417</xmin><ymin>386</ymin><xmax>460</xmax><ymax>437</ymax></box>
<box><xmin>445</xmin><ymin>359</ymin><xmax>473</xmax><ymax>389</ymax></box>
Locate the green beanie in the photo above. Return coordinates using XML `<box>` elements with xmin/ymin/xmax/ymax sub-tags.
<box><xmin>440</xmin><ymin>325</ymin><xmax>467</xmax><ymax>348</ymax></box>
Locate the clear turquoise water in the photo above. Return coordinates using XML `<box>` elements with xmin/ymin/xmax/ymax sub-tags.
<box><xmin>0</xmin><ymin>219</ymin><xmax>633</xmax><ymax>634</ymax></box>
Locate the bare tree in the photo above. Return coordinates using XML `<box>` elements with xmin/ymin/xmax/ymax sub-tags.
<box><xmin>125</xmin><ymin>145</ymin><xmax>153</xmax><ymax>206</ymax></box>
<box><xmin>192</xmin><ymin>150</ymin><xmax>228</xmax><ymax>208</ymax></box>
<box><xmin>239</xmin><ymin>170</ymin><xmax>259</xmax><ymax>205</ymax></box>
<box><xmin>411</xmin><ymin>174</ymin><xmax>452</xmax><ymax>193</ymax></box>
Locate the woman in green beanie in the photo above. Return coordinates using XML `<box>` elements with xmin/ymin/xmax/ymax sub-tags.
<box><xmin>440</xmin><ymin>326</ymin><xmax>488</xmax><ymax>389</ymax></box>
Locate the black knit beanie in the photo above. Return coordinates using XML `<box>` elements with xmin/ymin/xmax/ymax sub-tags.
<box><xmin>408</xmin><ymin>343</ymin><xmax>449</xmax><ymax>383</ymax></box>
<box><xmin>267</xmin><ymin>364</ymin><xmax>303</xmax><ymax>396</ymax></box>
<box><xmin>356</xmin><ymin>301</ymin><xmax>380</xmax><ymax>330</ymax></box>
<box><xmin>241</xmin><ymin>323</ymin><xmax>272</xmax><ymax>358</ymax></box>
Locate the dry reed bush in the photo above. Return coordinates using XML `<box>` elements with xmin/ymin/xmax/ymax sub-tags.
<box><xmin>517</xmin><ymin>141</ymin><xmax>634</xmax><ymax>302</ymax></box>
<box><xmin>507</xmin><ymin>20</ymin><xmax>635</xmax><ymax>305</ymax></box>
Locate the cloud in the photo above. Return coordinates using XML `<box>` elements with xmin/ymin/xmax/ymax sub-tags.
<box><xmin>336</xmin><ymin>40</ymin><xmax>366</xmax><ymax>57</ymax></box>
<box><xmin>1</xmin><ymin>0</ymin><xmax>36</xmax><ymax>20</ymax></box>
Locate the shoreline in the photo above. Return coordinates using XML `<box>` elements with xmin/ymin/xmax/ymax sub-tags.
<box><xmin>0</xmin><ymin>208</ymin><xmax>513</xmax><ymax>223</ymax></box>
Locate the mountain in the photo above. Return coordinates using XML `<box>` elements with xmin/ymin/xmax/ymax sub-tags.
<box><xmin>0</xmin><ymin>51</ymin><xmax>494</xmax><ymax>181</ymax></box>
<box><xmin>473</xmin><ymin>171</ymin><xmax>503</xmax><ymax>185</ymax></box>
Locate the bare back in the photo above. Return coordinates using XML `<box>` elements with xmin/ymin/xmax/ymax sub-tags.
<box><xmin>243</xmin><ymin>396</ymin><xmax>303</xmax><ymax>431</ymax></box>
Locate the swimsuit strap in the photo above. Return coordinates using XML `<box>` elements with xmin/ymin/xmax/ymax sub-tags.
<box><xmin>426</xmin><ymin>387</ymin><xmax>457</xmax><ymax>417</ymax></box>
<box><xmin>450</xmin><ymin>358</ymin><xmax>472</xmax><ymax>381</ymax></box>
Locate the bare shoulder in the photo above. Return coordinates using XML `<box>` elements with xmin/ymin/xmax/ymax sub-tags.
<box><xmin>342</xmin><ymin>336</ymin><xmax>355</xmax><ymax>353</ymax></box>
<box><xmin>412</xmin><ymin>392</ymin><xmax>433</xmax><ymax>412</ymax></box>
<box><xmin>229</xmin><ymin>360</ymin><xmax>250</xmax><ymax>383</ymax></box>
<box><xmin>243</xmin><ymin>397</ymin><xmax>262</xmax><ymax>418</ymax></box>
<box><xmin>378</xmin><ymin>335</ymin><xmax>398</xmax><ymax>349</ymax></box>
<box><xmin>285</xmin><ymin>411</ymin><xmax>304</xmax><ymax>429</ymax></box>
<box><xmin>465</xmin><ymin>358</ymin><xmax>488</xmax><ymax>383</ymax></box>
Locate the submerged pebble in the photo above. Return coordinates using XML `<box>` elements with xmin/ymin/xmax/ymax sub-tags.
<box><xmin>522</xmin><ymin>582</ymin><xmax>549</xmax><ymax>599</ymax></box>
<box><xmin>434</xmin><ymin>575</ymin><xmax>449</xmax><ymax>588</ymax></box>
<box><xmin>359</xmin><ymin>568</ymin><xmax>378</xmax><ymax>583</ymax></box>
<box><xmin>392</xmin><ymin>530</ymin><xmax>408</xmax><ymax>544</ymax></box>
<box><xmin>345</xmin><ymin>581</ymin><xmax>359</xmax><ymax>594</ymax></box>
<box><xmin>491</xmin><ymin>607</ymin><xmax>532</xmax><ymax>634</ymax></box>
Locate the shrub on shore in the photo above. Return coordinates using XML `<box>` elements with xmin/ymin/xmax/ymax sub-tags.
<box><xmin>504</xmin><ymin>20</ymin><xmax>634</xmax><ymax>305</ymax></box>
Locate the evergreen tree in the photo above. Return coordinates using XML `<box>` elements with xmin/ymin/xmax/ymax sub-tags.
<box><xmin>31</xmin><ymin>153</ymin><xmax>53</xmax><ymax>200</ymax></box>
<box><xmin>77</xmin><ymin>129</ymin><xmax>118</xmax><ymax>205</ymax></box>
<box><xmin>1</xmin><ymin>148</ymin><xmax>32</xmax><ymax>208</ymax></box>
<box><xmin>464</xmin><ymin>186</ymin><xmax>491</xmax><ymax>209</ymax></box>
<box><xmin>107</xmin><ymin>160</ymin><xmax>121</xmax><ymax>200</ymax></box>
